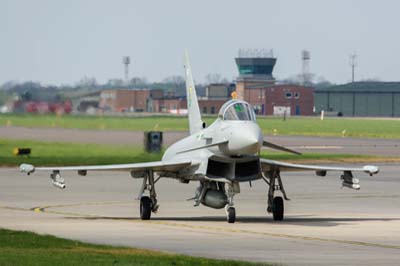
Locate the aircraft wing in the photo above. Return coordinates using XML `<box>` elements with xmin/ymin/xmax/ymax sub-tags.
<box><xmin>260</xmin><ymin>158</ymin><xmax>379</xmax><ymax>176</ymax></box>
<box><xmin>20</xmin><ymin>160</ymin><xmax>195</xmax><ymax>175</ymax></box>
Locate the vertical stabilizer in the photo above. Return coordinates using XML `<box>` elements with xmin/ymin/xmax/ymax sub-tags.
<box><xmin>184</xmin><ymin>51</ymin><xmax>203</xmax><ymax>134</ymax></box>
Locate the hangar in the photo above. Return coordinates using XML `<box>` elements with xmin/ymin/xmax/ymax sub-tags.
<box><xmin>315</xmin><ymin>82</ymin><xmax>400</xmax><ymax>117</ymax></box>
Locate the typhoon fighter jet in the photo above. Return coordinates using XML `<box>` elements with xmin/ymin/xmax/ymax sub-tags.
<box><xmin>20</xmin><ymin>53</ymin><xmax>379</xmax><ymax>223</ymax></box>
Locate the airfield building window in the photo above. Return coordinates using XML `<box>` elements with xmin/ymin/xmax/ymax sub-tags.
<box><xmin>223</xmin><ymin>102</ymin><xmax>255</xmax><ymax>121</ymax></box>
<box><xmin>211</xmin><ymin>106</ymin><xmax>215</xmax><ymax>114</ymax></box>
<box><xmin>203</xmin><ymin>106</ymin><xmax>207</xmax><ymax>114</ymax></box>
<box><xmin>294</xmin><ymin>92</ymin><xmax>300</xmax><ymax>99</ymax></box>
<box><xmin>285</xmin><ymin>92</ymin><xmax>292</xmax><ymax>99</ymax></box>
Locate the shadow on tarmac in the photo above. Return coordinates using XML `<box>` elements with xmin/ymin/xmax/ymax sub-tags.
<box><xmin>65</xmin><ymin>215</ymin><xmax>400</xmax><ymax>227</ymax></box>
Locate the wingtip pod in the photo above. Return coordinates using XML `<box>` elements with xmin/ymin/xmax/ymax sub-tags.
<box><xmin>20</xmin><ymin>163</ymin><xmax>35</xmax><ymax>175</ymax></box>
<box><xmin>363</xmin><ymin>165</ymin><xmax>379</xmax><ymax>176</ymax></box>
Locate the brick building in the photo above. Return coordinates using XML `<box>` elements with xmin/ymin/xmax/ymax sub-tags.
<box><xmin>99</xmin><ymin>89</ymin><xmax>163</xmax><ymax>112</ymax></box>
<box><xmin>244</xmin><ymin>84</ymin><xmax>314</xmax><ymax>115</ymax></box>
<box><xmin>152</xmin><ymin>97</ymin><xmax>226</xmax><ymax>115</ymax></box>
<box><xmin>153</xmin><ymin>97</ymin><xmax>187</xmax><ymax>113</ymax></box>
<box><xmin>198</xmin><ymin>99</ymin><xmax>227</xmax><ymax>114</ymax></box>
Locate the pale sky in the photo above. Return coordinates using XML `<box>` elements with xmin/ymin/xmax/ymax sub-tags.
<box><xmin>1</xmin><ymin>0</ymin><xmax>399</xmax><ymax>85</ymax></box>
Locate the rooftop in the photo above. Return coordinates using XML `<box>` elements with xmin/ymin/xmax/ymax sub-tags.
<box><xmin>316</xmin><ymin>82</ymin><xmax>400</xmax><ymax>93</ymax></box>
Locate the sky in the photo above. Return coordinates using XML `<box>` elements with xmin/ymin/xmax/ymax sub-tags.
<box><xmin>0</xmin><ymin>0</ymin><xmax>399</xmax><ymax>85</ymax></box>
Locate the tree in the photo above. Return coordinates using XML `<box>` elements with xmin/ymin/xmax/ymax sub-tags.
<box><xmin>106</xmin><ymin>78</ymin><xmax>124</xmax><ymax>88</ymax></box>
<box><xmin>76</xmin><ymin>76</ymin><xmax>98</xmax><ymax>89</ymax></box>
<box><xmin>0</xmin><ymin>80</ymin><xmax>18</xmax><ymax>90</ymax></box>
<box><xmin>129</xmin><ymin>77</ymin><xmax>148</xmax><ymax>87</ymax></box>
<box><xmin>205</xmin><ymin>73</ymin><xmax>223</xmax><ymax>84</ymax></box>
<box><xmin>162</xmin><ymin>75</ymin><xmax>186</xmax><ymax>95</ymax></box>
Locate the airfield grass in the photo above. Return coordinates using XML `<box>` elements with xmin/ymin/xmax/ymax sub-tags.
<box><xmin>0</xmin><ymin>228</ymin><xmax>273</xmax><ymax>266</ymax></box>
<box><xmin>0</xmin><ymin>139</ymin><xmax>393</xmax><ymax>167</ymax></box>
<box><xmin>1</xmin><ymin>113</ymin><xmax>400</xmax><ymax>139</ymax></box>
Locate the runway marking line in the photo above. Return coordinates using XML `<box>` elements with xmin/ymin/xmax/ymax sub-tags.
<box><xmin>2</xmin><ymin>202</ymin><xmax>400</xmax><ymax>251</ymax></box>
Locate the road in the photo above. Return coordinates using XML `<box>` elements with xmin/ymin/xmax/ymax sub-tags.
<box><xmin>1</xmin><ymin>163</ymin><xmax>399</xmax><ymax>265</ymax></box>
<box><xmin>1</xmin><ymin>126</ymin><xmax>399</xmax><ymax>155</ymax></box>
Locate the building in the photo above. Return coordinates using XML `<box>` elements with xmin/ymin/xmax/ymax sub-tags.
<box><xmin>235</xmin><ymin>56</ymin><xmax>276</xmax><ymax>100</ymax></box>
<box><xmin>153</xmin><ymin>97</ymin><xmax>187</xmax><ymax>114</ymax></box>
<box><xmin>205</xmin><ymin>83</ymin><xmax>235</xmax><ymax>99</ymax></box>
<box><xmin>99</xmin><ymin>89</ymin><xmax>163</xmax><ymax>112</ymax></box>
<box><xmin>198</xmin><ymin>99</ymin><xmax>227</xmax><ymax>114</ymax></box>
<box><xmin>152</xmin><ymin>97</ymin><xmax>227</xmax><ymax>115</ymax></box>
<box><xmin>234</xmin><ymin>50</ymin><xmax>314</xmax><ymax>116</ymax></box>
<box><xmin>245</xmin><ymin>84</ymin><xmax>314</xmax><ymax>116</ymax></box>
<box><xmin>199</xmin><ymin>83</ymin><xmax>235</xmax><ymax>114</ymax></box>
<box><xmin>315</xmin><ymin>82</ymin><xmax>400</xmax><ymax>117</ymax></box>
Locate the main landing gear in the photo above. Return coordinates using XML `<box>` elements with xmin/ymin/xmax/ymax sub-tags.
<box><xmin>137</xmin><ymin>171</ymin><xmax>159</xmax><ymax>220</ymax></box>
<box><xmin>263</xmin><ymin>169</ymin><xmax>289</xmax><ymax>221</ymax></box>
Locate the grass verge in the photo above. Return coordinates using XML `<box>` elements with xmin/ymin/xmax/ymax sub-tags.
<box><xmin>1</xmin><ymin>113</ymin><xmax>400</xmax><ymax>139</ymax></box>
<box><xmin>0</xmin><ymin>228</ymin><xmax>273</xmax><ymax>266</ymax></box>
<box><xmin>0</xmin><ymin>139</ymin><xmax>396</xmax><ymax>167</ymax></box>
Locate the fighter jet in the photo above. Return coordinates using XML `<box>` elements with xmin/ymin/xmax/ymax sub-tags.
<box><xmin>20</xmin><ymin>53</ymin><xmax>379</xmax><ymax>223</ymax></box>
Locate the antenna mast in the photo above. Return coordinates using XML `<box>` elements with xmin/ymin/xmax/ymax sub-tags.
<box><xmin>123</xmin><ymin>56</ymin><xmax>130</xmax><ymax>84</ymax></box>
<box><xmin>349</xmin><ymin>53</ymin><xmax>357</xmax><ymax>83</ymax></box>
<box><xmin>301</xmin><ymin>50</ymin><xmax>310</xmax><ymax>85</ymax></box>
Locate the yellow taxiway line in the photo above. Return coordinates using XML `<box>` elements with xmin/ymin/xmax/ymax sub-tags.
<box><xmin>2</xmin><ymin>202</ymin><xmax>400</xmax><ymax>250</ymax></box>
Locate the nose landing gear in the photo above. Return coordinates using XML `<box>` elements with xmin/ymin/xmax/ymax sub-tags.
<box><xmin>226</xmin><ymin>205</ymin><xmax>236</xmax><ymax>223</ymax></box>
<box><xmin>225</xmin><ymin>181</ymin><xmax>240</xmax><ymax>223</ymax></box>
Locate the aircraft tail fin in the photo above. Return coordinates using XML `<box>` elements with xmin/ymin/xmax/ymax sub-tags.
<box><xmin>184</xmin><ymin>51</ymin><xmax>203</xmax><ymax>134</ymax></box>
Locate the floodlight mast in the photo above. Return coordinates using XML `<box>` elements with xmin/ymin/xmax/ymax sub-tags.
<box><xmin>349</xmin><ymin>53</ymin><xmax>357</xmax><ymax>83</ymax></box>
<box><xmin>301</xmin><ymin>50</ymin><xmax>310</xmax><ymax>85</ymax></box>
<box><xmin>123</xmin><ymin>56</ymin><xmax>130</xmax><ymax>84</ymax></box>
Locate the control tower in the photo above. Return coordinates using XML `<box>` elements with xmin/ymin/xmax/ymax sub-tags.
<box><xmin>235</xmin><ymin>49</ymin><xmax>277</xmax><ymax>100</ymax></box>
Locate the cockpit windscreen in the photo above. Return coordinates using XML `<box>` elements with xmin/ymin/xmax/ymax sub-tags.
<box><xmin>223</xmin><ymin>102</ymin><xmax>255</xmax><ymax>121</ymax></box>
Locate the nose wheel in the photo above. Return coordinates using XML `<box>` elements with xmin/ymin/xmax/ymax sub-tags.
<box><xmin>225</xmin><ymin>182</ymin><xmax>239</xmax><ymax>223</ymax></box>
<box><xmin>226</xmin><ymin>206</ymin><xmax>236</xmax><ymax>223</ymax></box>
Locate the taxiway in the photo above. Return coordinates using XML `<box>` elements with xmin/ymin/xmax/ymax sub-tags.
<box><xmin>1</xmin><ymin>163</ymin><xmax>399</xmax><ymax>265</ymax></box>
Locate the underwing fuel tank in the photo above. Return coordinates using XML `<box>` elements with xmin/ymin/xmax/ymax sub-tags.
<box><xmin>202</xmin><ymin>189</ymin><xmax>228</xmax><ymax>209</ymax></box>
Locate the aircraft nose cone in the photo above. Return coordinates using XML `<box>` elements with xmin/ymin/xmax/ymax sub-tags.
<box><xmin>225</xmin><ymin>123</ymin><xmax>263</xmax><ymax>155</ymax></box>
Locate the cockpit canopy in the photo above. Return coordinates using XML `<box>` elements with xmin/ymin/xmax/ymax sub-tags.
<box><xmin>218</xmin><ymin>100</ymin><xmax>256</xmax><ymax>121</ymax></box>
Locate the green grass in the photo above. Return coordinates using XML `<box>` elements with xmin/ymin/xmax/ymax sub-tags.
<box><xmin>0</xmin><ymin>139</ymin><xmax>162</xmax><ymax>167</ymax></box>
<box><xmin>0</xmin><ymin>139</ymin><xmax>392</xmax><ymax>167</ymax></box>
<box><xmin>1</xmin><ymin>113</ymin><xmax>400</xmax><ymax>138</ymax></box>
<box><xmin>0</xmin><ymin>228</ymin><xmax>273</xmax><ymax>266</ymax></box>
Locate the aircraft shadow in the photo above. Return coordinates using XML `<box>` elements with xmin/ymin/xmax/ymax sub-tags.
<box><xmin>66</xmin><ymin>215</ymin><xmax>400</xmax><ymax>227</ymax></box>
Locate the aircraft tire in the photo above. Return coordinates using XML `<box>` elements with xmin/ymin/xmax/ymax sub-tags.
<box><xmin>140</xmin><ymin>196</ymin><xmax>152</xmax><ymax>220</ymax></box>
<box><xmin>227</xmin><ymin>207</ymin><xmax>236</xmax><ymax>223</ymax></box>
<box><xmin>272</xmin><ymin>196</ymin><xmax>284</xmax><ymax>221</ymax></box>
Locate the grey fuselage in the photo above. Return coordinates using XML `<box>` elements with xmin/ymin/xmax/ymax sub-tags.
<box><xmin>162</xmin><ymin>114</ymin><xmax>263</xmax><ymax>182</ymax></box>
